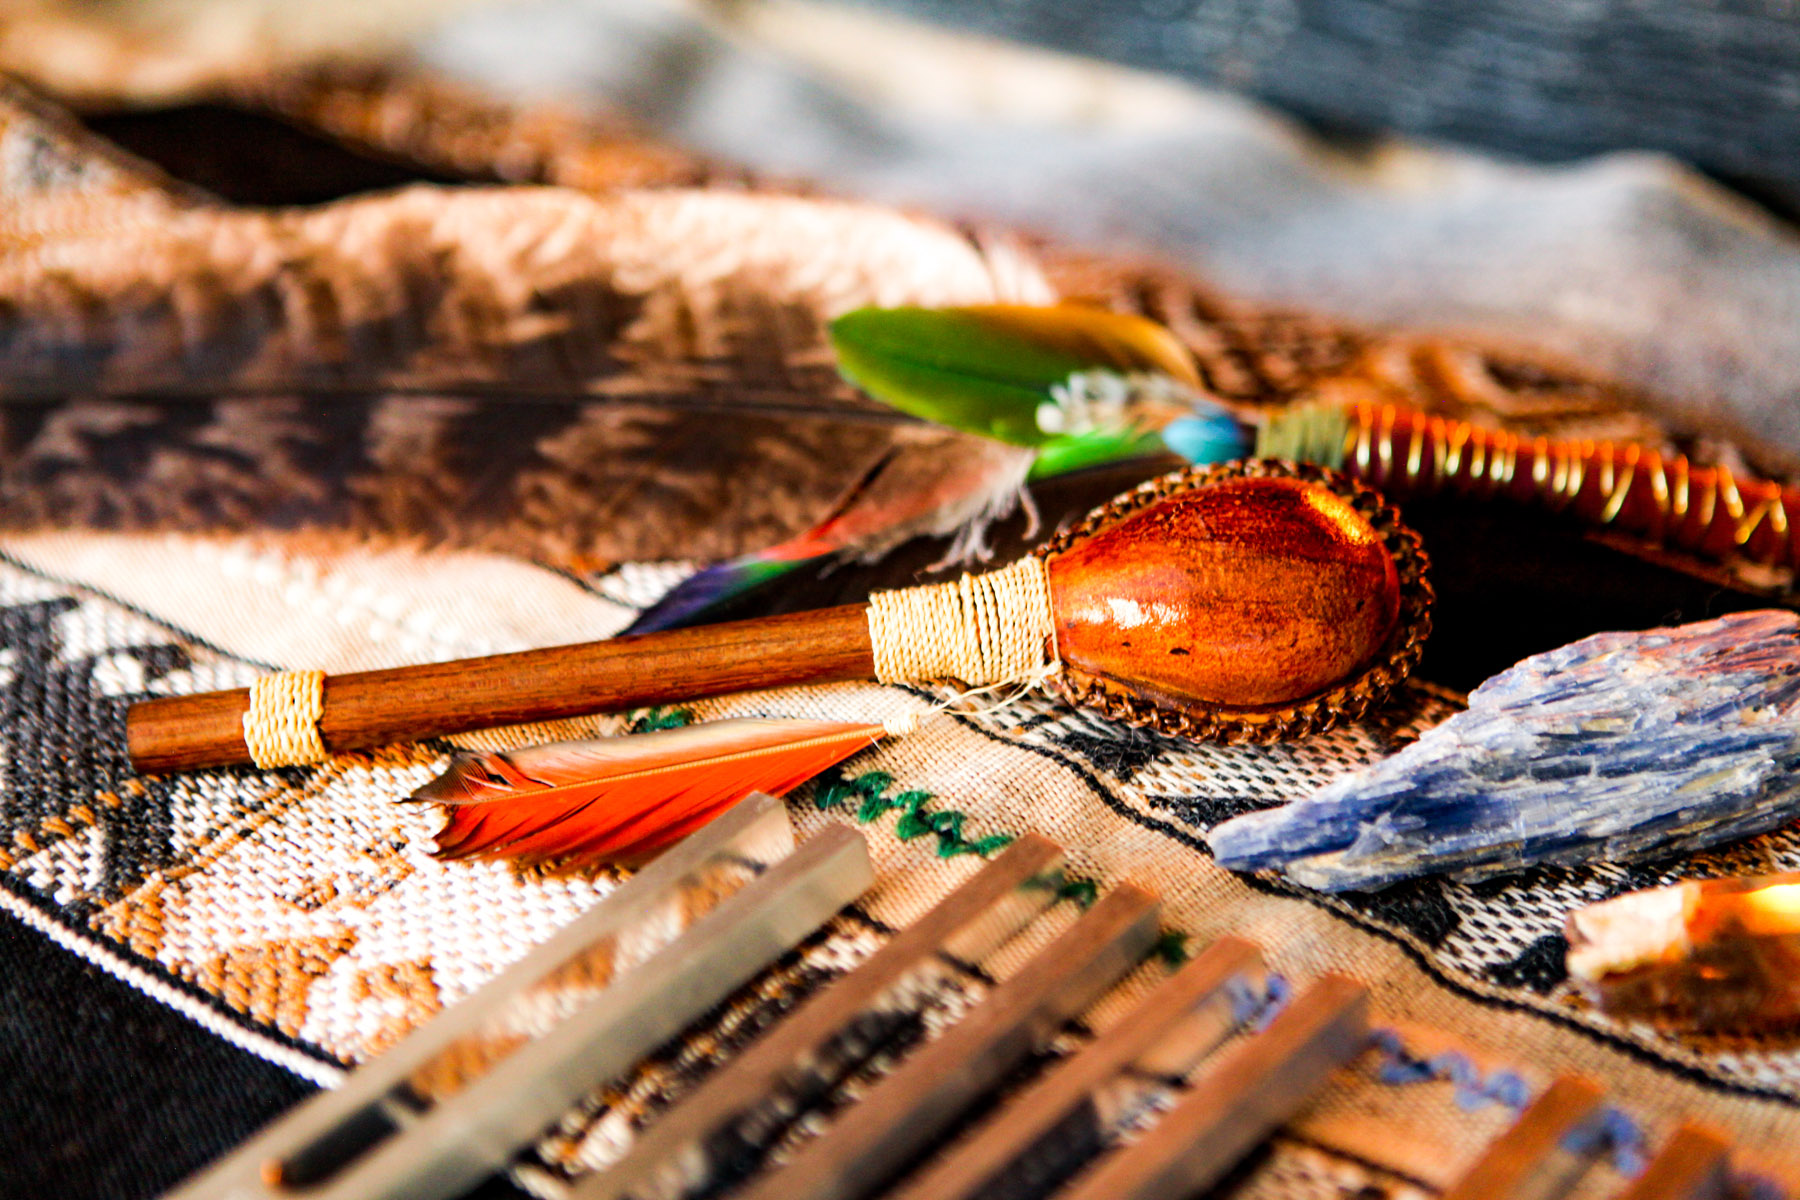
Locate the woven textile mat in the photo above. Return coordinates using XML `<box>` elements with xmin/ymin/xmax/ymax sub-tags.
<box><xmin>5</xmin><ymin>532</ymin><xmax>1800</xmax><ymax>1195</ymax></box>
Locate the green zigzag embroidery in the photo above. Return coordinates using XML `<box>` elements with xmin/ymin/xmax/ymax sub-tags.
<box><xmin>813</xmin><ymin>768</ymin><xmax>1014</xmax><ymax>859</ymax></box>
<box><xmin>621</xmin><ymin>717</ymin><xmax>1190</xmax><ymax>968</ymax></box>
<box><xmin>810</xmin><ymin>767</ymin><xmax>1190</xmax><ymax>968</ymax></box>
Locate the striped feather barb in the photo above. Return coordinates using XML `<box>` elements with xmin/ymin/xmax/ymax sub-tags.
<box><xmin>413</xmin><ymin>718</ymin><xmax>893</xmax><ymax>867</ymax></box>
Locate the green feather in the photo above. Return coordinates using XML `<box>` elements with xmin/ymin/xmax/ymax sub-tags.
<box><xmin>1027</xmin><ymin>428</ymin><xmax>1169</xmax><ymax>479</ymax></box>
<box><xmin>830</xmin><ymin>308</ymin><xmax>1074</xmax><ymax>444</ymax></box>
<box><xmin>829</xmin><ymin>304</ymin><xmax>1202</xmax><ymax>447</ymax></box>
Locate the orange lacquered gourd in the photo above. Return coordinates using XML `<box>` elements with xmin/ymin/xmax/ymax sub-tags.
<box><xmin>1030</xmin><ymin>460</ymin><xmax>1432</xmax><ymax>742</ymax></box>
<box><xmin>1045</xmin><ymin>477</ymin><xmax>1402</xmax><ymax>710</ymax></box>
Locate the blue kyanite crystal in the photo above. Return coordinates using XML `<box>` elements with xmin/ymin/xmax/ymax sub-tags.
<box><xmin>1208</xmin><ymin>610</ymin><xmax>1800</xmax><ymax>892</ymax></box>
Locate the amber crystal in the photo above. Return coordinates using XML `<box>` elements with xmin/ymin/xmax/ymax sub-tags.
<box><xmin>1567</xmin><ymin>873</ymin><xmax>1800</xmax><ymax>1031</ymax></box>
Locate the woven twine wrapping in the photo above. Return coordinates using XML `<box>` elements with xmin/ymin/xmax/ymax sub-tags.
<box><xmin>241</xmin><ymin>670</ymin><xmax>329</xmax><ymax>769</ymax></box>
<box><xmin>866</xmin><ymin>555</ymin><xmax>1057</xmax><ymax>687</ymax></box>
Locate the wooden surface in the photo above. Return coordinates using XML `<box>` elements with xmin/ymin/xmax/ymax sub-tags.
<box><xmin>1058</xmin><ymin>974</ymin><xmax>1370</xmax><ymax>1200</ymax></box>
<box><xmin>890</xmin><ymin>935</ymin><xmax>1263</xmax><ymax>1200</ymax></box>
<box><xmin>1617</xmin><ymin>1123</ymin><xmax>1733</xmax><ymax>1200</ymax></box>
<box><xmin>736</xmin><ymin>884</ymin><xmax>1161</xmax><ymax>1200</ymax></box>
<box><xmin>577</xmin><ymin>834</ymin><xmax>1066</xmax><ymax>1200</ymax></box>
<box><xmin>1440</xmin><ymin>1075</ymin><xmax>1608</xmax><ymax>1200</ymax></box>
<box><xmin>126</xmin><ymin>604</ymin><xmax>875</xmax><ymax>772</ymax></box>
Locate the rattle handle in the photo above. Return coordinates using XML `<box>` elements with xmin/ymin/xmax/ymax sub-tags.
<box><xmin>125</xmin><ymin>605</ymin><xmax>876</xmax><ymax>773</ymax></box>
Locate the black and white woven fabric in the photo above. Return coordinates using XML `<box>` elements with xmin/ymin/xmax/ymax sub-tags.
<box><xmin>7</xmin><ymin>2</ymin><xmax>1800</xmax><ymax>1198</ymax></box>
<box><xmin>4</xmin><ymin>540</ymin><xmax>1800</xmax><ymax>1198</ymax></box>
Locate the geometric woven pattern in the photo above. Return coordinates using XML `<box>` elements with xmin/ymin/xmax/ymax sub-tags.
<box><xmin>4</xmin><ymin>545</ymin><xmax>1800</xmax><ymax>1194</ymax></box>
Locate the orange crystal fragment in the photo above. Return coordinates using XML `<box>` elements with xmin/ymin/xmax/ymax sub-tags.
<box><xmin>1567</xmin><ymin>873</ymin><xmax>1800</xmax><ymax>1031</ymax></box>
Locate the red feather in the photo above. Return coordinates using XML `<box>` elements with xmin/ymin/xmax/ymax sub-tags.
<box><xmin>412</xmin><ymin>718</ymin><xmax>891</xmax><ymax>867</ymax></box>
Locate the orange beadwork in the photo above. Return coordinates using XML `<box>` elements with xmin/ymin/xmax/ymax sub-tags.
<box><xmin>1332</xmin><ymin>402</ymin><xmax>1800</xmax><ymax>569</ymax></box>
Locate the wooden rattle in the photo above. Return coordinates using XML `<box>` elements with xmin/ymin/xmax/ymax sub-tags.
<box><xmin>125</xmin><ymin>460</ymin><xmax>1432</xmax><ymax>773</ymax></box>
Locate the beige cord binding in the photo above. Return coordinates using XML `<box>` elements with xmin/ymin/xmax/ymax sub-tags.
<box><xmin>866</xmin><ymin>556</ymin><xmax>1059</xmax><ymax>689</ymax></box>
<box><xmin>242</xmin><ymin>670</ymin><xmax>329</xmax><ymax>769</ymax></box>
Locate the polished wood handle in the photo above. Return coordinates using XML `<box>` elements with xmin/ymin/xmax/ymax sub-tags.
<box><xmin>126</xmin><ymin>605</ymin><xmax>876</xmax><ymax>773</ymax></box>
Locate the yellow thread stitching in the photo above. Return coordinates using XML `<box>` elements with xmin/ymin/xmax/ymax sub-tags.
<box><xmin>1443</xmin><ymin>421</ymin><xmax>1469</xmax><ymax>481</ymax></box>
<box><xmin>1736</xmin><ymin>497</ymin><xmax>1774</xmax><ymax>547</ymax></box>
<box><xmin>1565</xmin><ymin>443</ymin><xmax>1588</xmax><ymax>507</ymax></box>
<box><xmin>1600</xmin><ymin>445</ymin><xmax>1637</xmax><ymax>525</ymax></box>
<box><xmin>1647</xmin><ymin>452</ymin><xmax>1669</xmax><ymax>521</ymax></box>
<box><xmin>1376</xmin><ymin>405</ymin><xmax>1397</xmax><ymax>481</ymax></box>
<box><xmin>1718</xmin><ymin>464</ymin><xmax>1745</xmax><ymax>520</ymax></box>
<box><xmin>1354</xmin><ymin>411</ymin><xmax>1375</xmax><ymax>478</ymax></box>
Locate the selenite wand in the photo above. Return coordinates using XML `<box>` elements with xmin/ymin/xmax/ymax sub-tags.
<box><xmin>125</xmin><ymin>460</ymin><xmax>1431</xmax><ymax>774</ymax></box>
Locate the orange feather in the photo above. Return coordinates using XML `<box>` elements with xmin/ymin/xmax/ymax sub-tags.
<box><xmin>411</xmin><ymin>718</ymin><xmax>891</xmax><ymax>867</ymax></box>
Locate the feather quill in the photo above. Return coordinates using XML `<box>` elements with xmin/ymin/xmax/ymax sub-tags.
<box><xmin>413</xmin><ymin>718</ymin><xmax>892</xmax><ymax>867</ymax></box>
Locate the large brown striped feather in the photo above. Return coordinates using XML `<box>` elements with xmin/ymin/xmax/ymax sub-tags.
<box><xmin>0</xmin><ymin>78</ymin><xmax>1040</xmax><ymax>565</ymax></box>
<box><xmin>0</xmin><ymin>76</ymin><xmax>1702</xmax><ymax>577</ymax></box>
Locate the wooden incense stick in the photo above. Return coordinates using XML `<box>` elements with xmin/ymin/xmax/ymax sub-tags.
<box><xmin>1056</xmin><ymin>974</ymin><xmax>1369</xmax><ymax>1200</ymax></box>
<box><xmin>735</xmin><ymin>885</ymin><xmax>1161</xmax><ymax>1200</ymax></box>
<box><xmin>1440</xmin><ymin>1075</ymin><xmax>1608</xmax><ymax>1200</ymax></box>
<box><xmin>576</xmin><ymin>833</ymin><xmax>1067</xmax><ymax>1200</ymax></box>
<box><xmin>888</xmin><ymin>935</ymin><xmax>1264</xmax><ymax>1200</ymax></box>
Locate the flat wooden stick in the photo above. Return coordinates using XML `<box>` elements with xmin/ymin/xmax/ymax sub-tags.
<box><xmin>128</xmin><ymin>605</ymin><xmax>873</xmax><ymax>772</ymax></box>
<box><xmin>1616</xmin><ymin>1123</ymin><xmax>1733</xmax><ymax>1200</ymax></box>
<box><xmin>1440</xmin><ymin>1075</ymin><xmax>1608</xmax><ymax>1200</ymax></box>
<box><xmin>166</xmin><ymin>800</ymin><xmax>871</xmax><ymax>1200</ymax></box>
<box><xmin>733</xmin><ymin>884</ymin><xmax>1161</xmax><ymax>1200</ymax></box>
<box><xmin>574</xmin><ymin>834</ymin><xmax>1067</xmax><ymax>1200</ymax></box>
<box><xmin>1056</xmin><ymin>974</ymin><xmax>1369</xmax><ymax>1200</ymax></box>
<box><xmin>888</xmin><ymin>936</ymin><xmax>1264</xmax><ymax>1200</ymax></box>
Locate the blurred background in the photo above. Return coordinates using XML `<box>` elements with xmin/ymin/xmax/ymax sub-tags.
<box><xmin>6</xmin><ymin>0</ymin><xmax>1800</xmax><ymax>470</ymax></box>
